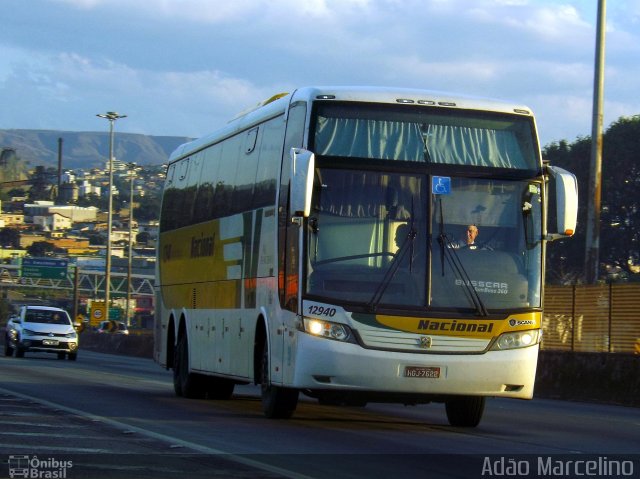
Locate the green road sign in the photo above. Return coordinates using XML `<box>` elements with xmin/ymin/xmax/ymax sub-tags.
<box><xmin>21</xmin><ymin>257</ymin><xmax>68</xmax><ymax>279</ymax></box>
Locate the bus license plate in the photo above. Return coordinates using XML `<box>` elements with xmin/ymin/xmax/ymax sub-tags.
<box><xmin>404</xmin><ymin>366</ymin><xmax>440</xmax><ymax>378</ymax></box>
<box><xmin>43</xmin><ymin>339</ymin><xmax>59</xmax><ymax>346</ymax></box>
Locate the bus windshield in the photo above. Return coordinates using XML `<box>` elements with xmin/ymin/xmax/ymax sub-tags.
<box><xmin>313</xmin><ymin>102</ymin><xmax>539</xmax><ymax>171</ymax></box>
<box><xmin>305</xmin><ymin>169</ymin><xmax>543</xmax><ymax>311</ymax></box>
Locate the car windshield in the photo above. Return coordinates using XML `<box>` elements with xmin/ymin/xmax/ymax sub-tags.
<box><xmin>25</xmin><ymin>310</ymin><xmax>70</xmax><ymax>325</ymax></box>
<box><xmin>305</xmin><ymin>169</ymin><xmax>543</xmax><ymax>312</ymax></box>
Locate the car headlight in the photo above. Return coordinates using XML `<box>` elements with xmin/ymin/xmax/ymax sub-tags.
<box><xmin>21</xmin><ymin>328</ymin><xmax>37</xmax><ymax>337</ymax></box>
<box><xmin>490</xmin><ymin>329</ymin><xmax>541</xmax><ymax>351</ymax></box>
<box><xmin>303</xmin><ymin>318</ymin><xmax>354</xmax><ymax>342</ymax></box>
<box><xmin>65</xmin><ymin>331</ymin><xmax>77</xmax><ymax>339</ymax></box>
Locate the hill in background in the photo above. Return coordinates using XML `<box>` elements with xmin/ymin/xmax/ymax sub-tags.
<box><xmin>0</xmin><ymin>129</ymin><xmax>193</xmax><ymax>169</ymax></box>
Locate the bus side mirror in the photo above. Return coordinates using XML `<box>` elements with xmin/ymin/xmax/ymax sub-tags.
<box><xmin>546</xmin><ymin>165</ymin><xmax>578</xmax><ymax>241</ymax></box>
<box><xmin>290</xmin><ymin>148</ymin><xmax>315</xmax><ymax>218</ymax></box>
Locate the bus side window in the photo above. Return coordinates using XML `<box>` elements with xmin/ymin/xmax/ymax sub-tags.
<box><xmin>254</xmin><ymin>118</ymin><xmax>284</xmax><ymax>208</ymax></box>
<box><xmin>279</xmin><ymin>102</ymin><xmax>307</xmax><ymax>311</ymax></box>
<box><xmin>234</xmin><ymin>129</ymin><xmax>259</xmax><ymax>212</ymax></box>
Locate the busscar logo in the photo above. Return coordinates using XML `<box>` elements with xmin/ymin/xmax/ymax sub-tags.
<box><xmin>455</xmin><ymin>279</ymin><xmax>508</xmax><ymax>294</ymax></box>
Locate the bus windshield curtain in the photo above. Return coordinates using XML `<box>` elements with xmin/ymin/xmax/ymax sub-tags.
<box><xmin>423</xmin><ymin>124</ymin><xmax>527</xmax><ymax>168</ymax></box>
<box><xmin>317</xmin><ymin>170</ymin><xmax>422</xmax><ymax>220</ymax></box>
<box><xmin>315</xmin><ymin>116</ymin><xmax>529</xmax><ymax>169</ymax></box>
<box><xmin>315</xmin><ymin>116</ymin><xmax>423</xmax><ymax>161</ymax></box>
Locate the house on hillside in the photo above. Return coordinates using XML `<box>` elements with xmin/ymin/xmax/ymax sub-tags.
<box><xmin>33</xmin><ymin>211</ymin><xmax>72</xmax><ymax>231</ymax></box>
<box><xmin>24</xmin><ymin>201</ymin><xmax>98</xmax><ymax>223</ymax></box>
<box><xmin>0</xmin><ymin>213</ymin><xmax>24</xmax><ymax>227</ymax></box>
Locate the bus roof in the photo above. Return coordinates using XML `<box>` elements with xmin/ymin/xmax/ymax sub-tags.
<box><xmin>168</xmin><ymin>86</ymin><xmax>534</xmax><ymax>163</ymax></box>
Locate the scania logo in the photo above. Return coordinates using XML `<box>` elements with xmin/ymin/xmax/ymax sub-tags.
<box><xmin>509</xmin><ymin>319</ymin><xmax>535</xmax><ymax>327</ymax></box>
<box><xmin>419</xmin><ymin>336</ymin><xmax>432</xmax><ymax>349</ymax></box>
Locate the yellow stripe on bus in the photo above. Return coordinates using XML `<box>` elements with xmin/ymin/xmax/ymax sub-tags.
<box><xmin>373</xmin><ymin>312</ymin><xmax>541</xmax><ymax>339</ymax></box>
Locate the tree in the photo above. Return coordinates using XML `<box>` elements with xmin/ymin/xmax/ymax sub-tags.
<box><xmin>27</xmin><ymin>166</ymin><xmax>55</xmax><ymax>201</ymax></box>
<box><xmin>86</xmin><ymin>232</ymin><xmax>106</xmax><ymax>246</ymax></box>
<box><xmin>6</xmin><ymin>187</ymin><xmax>26</xmax><ymax>198</ymax></box>
<box><xmin>136</xmin><ymin>231</ymin><xmax>151</xmax><ymax>244</ymax></box>
<box><xmin>0</xmin><ymin>228</ymin><xmax>21</xmax><ymax>248</ymax></box>
<box><xmin>600</xmin><ymin>116</ymin><xmax>640</xmax><ymax>278</ymax></box>
<box><xmin>0</xmin><ymin>297</ymin><xmax>14</xmax><ymax>325</ymax></box>
<box><xmin>134</xmin><ymin>193</ymin><xmax>161</xmax><ymax>221</ymax></box>
<box><xmin>544</xmin><ymin>115</ymin><xmax>640</xmax><ymax>283</ymax></box>
<box><xmin>26</xmin><ymin>241</ymin><xmax>55</xmax><ymax>257</ymax></box>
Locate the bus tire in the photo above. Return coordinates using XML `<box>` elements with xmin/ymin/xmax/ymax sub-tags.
<box><xmin>445</xmin><ymin>396</ymin><xmax>485</xmax><ymax>427</ymax></box>
<box><xmin>260</xmin><ymin>337</ymin><xmax>298</xmax><ymax>419</ymax></box>
<box><xmin>173</xmin><ymin>333</ymin><xmax>205</xmax><ymax>399</ymax></box>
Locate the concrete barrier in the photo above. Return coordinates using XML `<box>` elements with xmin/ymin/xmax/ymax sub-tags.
<box><xmin>535</xmin><ymin>350</ymin><xmax>640</xmax><ymax>407</ymax></box>
<box><xmin>80</xmin><ymin>331</ymin><xmax>154</xmax><ymax>359</ymax></box>
<box><xmin>79</xmin><ymin>333</ymin><xmax>639</xmax><ymax>407</ymax></box>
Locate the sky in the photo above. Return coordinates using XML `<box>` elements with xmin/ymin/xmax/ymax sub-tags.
<box><xmin>1</xmin><ymin>0</ymin><xmax>639</xmax><ymax>148</ymax></box>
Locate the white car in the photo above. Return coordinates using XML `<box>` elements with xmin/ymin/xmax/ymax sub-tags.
<box><xmin>4</xmin><ymin>305</ymin><xmax>79</xmax><ymax>360</ymax></box>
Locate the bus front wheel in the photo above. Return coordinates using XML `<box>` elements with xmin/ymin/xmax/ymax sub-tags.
<box><xmin>260</xmin><ymin>337</ymin><xmax>298</xmax><ymax>419</ymax></box>
<box><xmin>445</xmin><ymin>396</ymin><xmax>485</xmax><ymax>427</ymax></box>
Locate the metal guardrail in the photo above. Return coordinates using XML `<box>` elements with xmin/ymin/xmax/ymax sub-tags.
<box><xmin>0</xmin><ymin>264</ymin><xmax>154</xmax><ymax>297</ymax></box>
<box><xmin>543</xmin><ymin>283</ymin><xmax>640</xmax><ymax>354</ymax></box>
<box><xmin>3</xmin><ymin>263</ymin><xmax>637</xmax><ymax>352</ymax></box>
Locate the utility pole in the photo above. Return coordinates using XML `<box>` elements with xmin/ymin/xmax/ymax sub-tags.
<box><xmin>584</xmin><ymin>0</ymin><xmax>606</xmax><ymax>284</ymax></box>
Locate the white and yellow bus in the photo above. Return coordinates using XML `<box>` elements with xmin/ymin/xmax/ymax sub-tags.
<box><xmin>154</xmin><ymin>86</ymin><xmax>578</xmax><ymax>426</ymax></box>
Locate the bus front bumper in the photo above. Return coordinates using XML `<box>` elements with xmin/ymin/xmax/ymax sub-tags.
<box><xmin>289</xmin><ymin>332</ymin><xmax>538</xmax><ymax>400</ymax></box>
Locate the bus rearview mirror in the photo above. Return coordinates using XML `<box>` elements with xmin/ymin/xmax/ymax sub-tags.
<box><xmin>546</xmin><ymin>165</ymin><xmax>578</xmax><ymax>240</ymax></box>
<box><xmin>290</xmin><ymin>148</ymin><xmax>315</xmax><ymax>218</ymax></box>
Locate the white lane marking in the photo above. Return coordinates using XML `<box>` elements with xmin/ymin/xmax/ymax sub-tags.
<box><xmin>0</xmin><ymin>386</ymin><xmax>314</xmax><ymax>479</ymax></box>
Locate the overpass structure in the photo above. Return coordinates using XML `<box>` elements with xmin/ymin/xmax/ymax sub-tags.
<box><xmin>0</xmin><ymin>264</ymin><xmax>154</xmax><ymax>297</ymax></box>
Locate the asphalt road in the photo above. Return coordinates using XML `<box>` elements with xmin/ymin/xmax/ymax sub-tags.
<box><xmin>1</xmin><ymin>348</ymin><xmax>638</xmax><ymax>479</ymax></box>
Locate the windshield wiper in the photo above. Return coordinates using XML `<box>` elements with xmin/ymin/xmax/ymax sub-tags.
<box><xmin>367</xmin><ymin>226</ymin><xmax>416</xmax><ymax>312</ymax></box>
<box><xmin>435</xmin><ymin>198</ymin><xmax>489</xmax><ymax>317</ymax></box>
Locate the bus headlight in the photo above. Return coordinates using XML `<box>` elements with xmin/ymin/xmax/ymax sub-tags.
<box><xmin>303</xmin><ymin>318</ymin><xmax>353</xmax><ymax>342</ymax></box>
<box><xmin>490</xmin><ymin>329</ymin><xmax>541</xmax><ymax>351</ymax></box>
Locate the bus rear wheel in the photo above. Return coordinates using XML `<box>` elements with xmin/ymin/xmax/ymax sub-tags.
<box><xmin>445</xmin><ymin>396</ymin><xmax>485</xmax><ymax>427</ymax></box>
<box><xmin>173</xmin><ymin>334</ymin><xmax>205</xmax><ymax>399</ymax></box>
<box><xmin>260</xmin><ymin>337</ymin><xmax>298</xmax><ymax>419</ymax></box>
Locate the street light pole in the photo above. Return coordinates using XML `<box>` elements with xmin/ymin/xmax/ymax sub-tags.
<box><xmin>96</xmin><ymin>112</ymin><xmax>126</xmax><ymax>310</ymax></box>
<box><xmin>125</xmin><ymin>163</ymin><xmax>135</xmax><ymax>326</ymax></box>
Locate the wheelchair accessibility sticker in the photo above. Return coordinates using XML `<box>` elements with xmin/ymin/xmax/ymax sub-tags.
<box><xmin>432</xmin><ymin>176</ymin><xmax>451</xmax><ymax>195</ymax></box>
